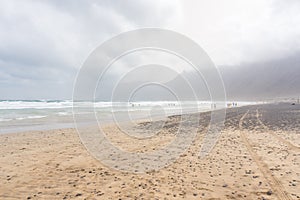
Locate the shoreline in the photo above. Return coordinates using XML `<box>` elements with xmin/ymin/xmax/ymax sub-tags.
<box><xmin>1</xmin><ymin>103</ymin><xmax>299</xmax><ymax>199</ymax></box>
<box><xmin>0</xmin><ymin>101</ymin><xmax>260</xmax><ymax>135</ymax></box>
<box><xmin>0</xmin><ymin>102</ymin><xmax>258</xmax><ymax>135</ymax></box>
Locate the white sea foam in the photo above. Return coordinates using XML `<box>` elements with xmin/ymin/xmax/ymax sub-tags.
<box><xmin>15</xmin><ymin>115</ymin><xmax>47</xmax><ymax>120</ymax></box>
<box><xmin>0</xmin><ymin>118</ymin><xmax>12</xmax><ymax>122</ymax></box>
<box><xmin>57</xmin><ymin>112</ymin><xmax>69</xmax><ymax>116</ymax></box>
<box><xmin>27</xmin><ymin>115</ymin><xmax>47</xmax><ymax>119</ymax></box>
<box><xmin>0</xmin><ymin>100</ymin><xmax>73</xmax><ymax>110</ymax></box>
<box><xmin>1</xmin><ymin>100</ymin><xmax>249</xmax><ymax>110</ymax></box>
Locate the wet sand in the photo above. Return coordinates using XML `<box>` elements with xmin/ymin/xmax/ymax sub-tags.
<box><xmin>0</xmin><ymin>103</ymin><xmax>299</xmax><ymax>199</ymax></box>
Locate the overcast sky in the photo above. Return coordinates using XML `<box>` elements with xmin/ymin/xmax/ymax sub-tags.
<box><xmin>0</xmin><ymin>0</ymin><xmax>299</xmax><ymax>100</ymax></box>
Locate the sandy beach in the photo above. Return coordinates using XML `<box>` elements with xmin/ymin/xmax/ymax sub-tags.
<box><xmin>0</xmin><ymin>103</ymin><xmax>299</xmax><ymax>199</ymax></box>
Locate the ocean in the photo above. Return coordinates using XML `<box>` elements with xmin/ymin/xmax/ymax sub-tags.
<box><xmin>0</xmin><ymin>100</ymin><xmax>256</xmax><ymax>134</ymax></box>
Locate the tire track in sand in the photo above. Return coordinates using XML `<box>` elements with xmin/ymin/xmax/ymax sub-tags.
<box><xmin>256</xmin><ymin>109</ymin><xmax>300</xmax><ymax>151</ymax></box>
<box><xmin>239</xmin><ymin>110</ymin><xmax>292</xmax><ymax>200</ymax></box>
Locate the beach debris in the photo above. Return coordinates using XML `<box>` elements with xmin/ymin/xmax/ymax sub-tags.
<box><xmin>222</xmin><ymin>183</ymin><xmax>228</xmax><ymax>187</ymax></box>
<box><xmin>259</xmin><ymin>181</ymin><xmax>262</xmax><ymax>186</ymax></box>
<box><xmin>266</xmin><ymin>190</ymin><xmax>272</xmax><ymax>195</ymax></box>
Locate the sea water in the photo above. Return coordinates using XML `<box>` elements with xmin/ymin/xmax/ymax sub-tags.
<box><xmin>0</xmin><ymin>100</ymin><xmax>256</xmax><ymax>134</ymax></box>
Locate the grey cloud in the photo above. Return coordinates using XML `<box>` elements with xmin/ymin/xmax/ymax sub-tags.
<box><xmin>219</xmin><ymin>51</ymin><xmax>300</xmax><ymax>100</ymax></box>
<box><xmin>0</xmin><ymin>0</ymin><xmax>299</xmax><ymax>100</ymax></box>
<box><xmin>0</xmin><ymin>0</ymin><xmax>180</xmax><ymax>100</ymax></box>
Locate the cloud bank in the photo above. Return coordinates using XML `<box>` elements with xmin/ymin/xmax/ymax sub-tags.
<box><xmin>0</xmin><ymin>0</ymin><xmax>299</xmax><ymax>100</ymax></box>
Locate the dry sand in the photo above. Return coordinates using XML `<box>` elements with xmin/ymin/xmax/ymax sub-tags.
<box><xmin>0</xmin><ymin>103</ymin><xmax>299</xmax><ymax>199</ymax></box>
